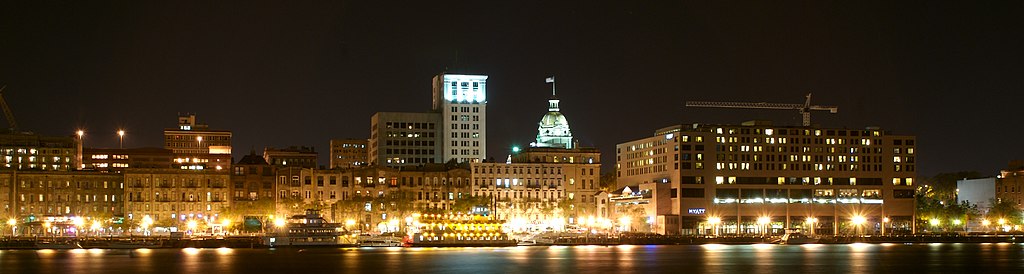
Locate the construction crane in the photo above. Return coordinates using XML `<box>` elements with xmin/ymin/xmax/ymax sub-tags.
<box><xmin>685</xmin><ymin>93</ymin><xmax>838</xmax><ymax>127</ymax></box>
<box><xmin>0</xmin><ymin>85</ymin><xmax>17</xmax><ymax>132</ymax></box>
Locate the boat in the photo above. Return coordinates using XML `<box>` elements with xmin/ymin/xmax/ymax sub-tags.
<box><xmin>358</xmin><ymin>234</ymin><xmax>404</xmax><ymax>247</ymax></box>
<box><xmin>35</xmin><ymin>240</ymin><xmax>82</xmax><ymax>249</ymax></box>
<box><xmin>779</xmin><ymin>229</ymin><xmax>820</xmax><ymax>244</ymax></box>
<box><xmin>109</xmin><ymin>240</ymin><xmax>163</xmax><ymax>249</ymax></box>
<box><xmin>408</xmin><ymin>213</ymin><xmax>517</xmax><ymax>247</ymax></box>
<box><xmin>263</xmin><ymin>209</ymin><xmax>358</xmax><ymax>247</ymax></box>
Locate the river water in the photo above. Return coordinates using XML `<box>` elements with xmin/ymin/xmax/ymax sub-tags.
<box><xmin>2</xmin><ymin>243</ymin><xmax>1023</xmax><ymax>274</ymax></box>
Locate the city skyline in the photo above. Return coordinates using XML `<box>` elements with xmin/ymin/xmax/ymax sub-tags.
<box><xmin>2</xmin><ymin>1</ymin><xmax>1023</xmax><ymax>177</ymax></box>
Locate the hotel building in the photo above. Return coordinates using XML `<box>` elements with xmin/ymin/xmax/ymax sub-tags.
<box><xmin>163</xmin><ymin>114</ymin><xmax>232</xmax><ymax>171</ymax></box>
<box><xmin>82</xmin><ymin>147</ymin><xmax>174</xmax><ymax>173</ymax></box>
<box><xmin>617</xmin><ymin>121</ymin><xmax>917</xmax><ymax>235</ymax></box>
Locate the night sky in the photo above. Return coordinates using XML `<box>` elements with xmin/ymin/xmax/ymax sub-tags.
<box><xmin>2</xmin><ymin>1</ymin><xmax>1022</xmax><ymax>177</ymax></box>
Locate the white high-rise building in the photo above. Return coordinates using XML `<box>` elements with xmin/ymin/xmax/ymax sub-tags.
<box><xmin>432</xmin><ymin>73</ymin><xmax>488</xmax><ymax>164</ymax></box>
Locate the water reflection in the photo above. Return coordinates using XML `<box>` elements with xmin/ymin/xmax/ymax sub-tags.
<box><xmin>0</xmin><ymin>244</ymin><xmax>1021</xmax><ymax>274</ymax></box>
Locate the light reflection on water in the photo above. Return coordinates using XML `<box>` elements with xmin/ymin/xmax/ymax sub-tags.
<box><xmin>1</xmin><ymin>244</ymin><xmax>1023</xmax><ymax>274</ymax></box>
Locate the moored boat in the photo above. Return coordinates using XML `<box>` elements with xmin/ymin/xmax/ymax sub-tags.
<box><xmin>263</xmin><ymin>209</ymin><xmax>357</xmax><ymax>247</ymax></box>
<box><xmin>408</xmin><ymin>213</ymin><xmax>517</xmax><ymax>247</ymax></box>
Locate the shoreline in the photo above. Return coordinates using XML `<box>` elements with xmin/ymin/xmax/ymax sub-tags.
<box><xmin>2</xmin><ymin>234</ymin><xmax>1022</xmax><ymax>250</ymax></box>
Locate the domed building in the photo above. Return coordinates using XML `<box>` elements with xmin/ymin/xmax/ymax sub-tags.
<box><xmin>533</xmin><ymin>95</ymin><xmax>573</xmax><ymax>149</ymax></box>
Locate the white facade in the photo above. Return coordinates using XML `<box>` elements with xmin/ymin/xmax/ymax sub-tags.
<box><xmin>534</xmin><ymin>97</ymin><xmax>573</xmax><ymax>149</ymax></box>
<box><xmin>432</xmin><ymin>74</ymin><xmax>487</xmax><ymax>164</ymax></box>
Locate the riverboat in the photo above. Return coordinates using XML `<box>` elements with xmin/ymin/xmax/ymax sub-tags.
<box><xmin>408</xmin><ymin>213</ymin><xmax>517</xmax><ymax>247</ymax></box>
<box><xmin>263</xmin><ymin>209</ymin><xmax>357</xmax><ymax>247</ymax></box>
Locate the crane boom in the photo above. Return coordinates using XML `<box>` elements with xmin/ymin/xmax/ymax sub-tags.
<box><xmin>685</xmin><ymin>93</ymin><xmax>838</xmax><ymax>126</ymax></box>
<box><xmin>0</xmin><ymin>85</ymin><xmax>18</xmax><ymax>132</ymax></box>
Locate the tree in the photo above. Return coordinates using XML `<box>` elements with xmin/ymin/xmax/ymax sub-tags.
<box><xmin>599</xmin><ymin>172</ymin><xmax>617</xmax><ymax>191</ymax></box>
<box><xmin>986</xmin><ymin>198</ymin><xmax>1023</xmax><ymax>225</ymax></box>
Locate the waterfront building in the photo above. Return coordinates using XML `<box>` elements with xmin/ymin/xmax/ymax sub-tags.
<box><xmin>264</xmin><ymin>146</ymin><xmax>318</xmax><ymax>168</ymax></box>
<box><xmin>2</xmin><ymin>170</ymin><xmax>123</xmax><ymax>219</ymax></box>
<box><xmin>368</xmin><ymin>112</ymin><xmax>441</xmax><ymax>167</ymax></box>
<box><xmin>614</xmin><ymin>125</ymin><xmax>684</xmax><ymax>234</ymax></box>
<box><xmin>123</xmin><ymin>168</ymin><xmax>231</xmax><ymax>226</ymax></box>
<box><xmin>329</xmin><ymin>138</ymin><xmax>368</xmax><ymax>169</ymax></box>
<box><xmin>470</xmin><ymin>93</ymin><xmax>600</xmax><ymax>231</ymax></box>
<box><xmin>957</xmin><ymin>177</ymin><xmax>996</xmax><ymax>211</ymax></box>
<box><xmin>432</xmin><ymin>73</ymin><xmax>488</xmax><ymax>164</ymax></box>
<box><xmin>82</xmin><ymin>147</ymin><xmax>173</xmax><ymax>173</ymax></box>
<box><xmin>0</xmin><ymin>132</ymin><xmax>77</xmax><ymax>171</ymax></box>
<box><xmin>997</xmin><ymin>161</ymin><xmax>1024</xmax><ymax>210</ymax></box>
<box><xmin>617</xmin><ymin>121</ymin><xmax>917</xmax><ymax>235</ymax></box>
<box><xmin>163</xmin><ymin>114</ymin><xmax>232</xmax><ymax>171</ymax></box>
<box><xmin>230</xmin><ymin>153</ymin><xmax>277</xmax><ymax>218</ymax></box>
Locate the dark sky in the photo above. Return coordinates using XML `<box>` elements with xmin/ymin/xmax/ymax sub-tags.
<box><xmin>2</xmin><ymin>1</ymin><xmax>1022</xmax><ymax>177</ymax></box>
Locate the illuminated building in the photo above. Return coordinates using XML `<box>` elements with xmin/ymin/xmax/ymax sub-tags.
<box><xmin>0</xmin><ymin>132</ymin><xmax>77</xmax><ymax>171</ymax></box>
<box><xmin>123</xmin><ymin>168</ymin><xmax>231</xmax><ymax>225</ymax></box>
<box><xmin>82</xmin><ymin>147</ymin><xmax>173</xmax><ymax>173</ymax></box>
<box><xmin>471</xmin><ymin>93</ymin><xmax>600</xmax><ymax>230</ymax></box>
<box><xmin>264</xmin><ymin>146</ymin><xmax>318</xmax><ymax>168</ymax></box>
<box><xmin>163</xmin><ymin>113</ymin><xmax>232</xmax><ymax>170</ymax></box>
<box><xmin>996</xmin><ymin>161</ymin><xmax>1024</xmax><ymax>210</ymax></box>
<box><xmin>273</xmin><ymin>164</ymin><xmax>471</xmax><ymax>227</ymax></box>
<box><xmin>368</xmin><ymin>112</ymin><xmax>441</xmax><ymax>167</ymax></box>
<box><xmin>432</xmin><ymin>73</ymin><xmax>487</xmax><ymax>164</ymax></box>
<box><xmin>957</xmin><ymin>177</ymin><xmax>996</xmax><ymax>212</ymax></box>
<box><xmin>2</xmin><ymin>170</ymin><xmax>122</xmax><ymax>219</ymax></box>
<box><xmin>230</xmin><ymin>153</ymin><xmax>277</xmax><ymax>217</ymax></box>
<box><xmin>329</xmin><ymin>138</ymin><xmax>367</xmax><ymax>169</ymax></box>
<box><xmin>613</xmin><ymin>125</ymin><xmax>683</xmax><ymax>234</ymax></box>
<box><xmin>617</xmin><ymin>121</ymin><xmax>917</xmax><ymax>235</ymax></box>
<box><xmin>532</xmin><ymin>94</ymin><xmax>573</xmax><ymax>149</ymax></box>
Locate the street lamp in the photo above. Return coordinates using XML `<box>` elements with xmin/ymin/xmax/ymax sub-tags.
<box><xmin>851</xmin><ymin>215</ymin><xmax>867</xmax><ymax>236</ymax></box>
<box><xmin>187</xmin><ymin>220</ymin><xmax>198</xmax><ymax>235</ymax></box>
<box><xmin>117</xmin><ymin>130</ymin><xmax>125</xmax><ymax>149</ymax></box>
<box><xmin>806</xmin><ymin>217</ymin><xmax>819</xmax><ymax>235</ymax></box>
<box><xmin>7</xmin><ymin>218</ymin><xmax>16</xmax><ymax>237</ymax></box>
<box><xmin>43</xmin><ymin>221</ymin><xmax>52</xmax><ymax>237</ymax></box>
<box><xmin>757</xmin><ymin>216</ymin><xmax>771</xmax><ymax>236</ymax></box>
<box><xmin>73</xmin><ymin>217</ymin><xmax>85</xmax><ymax>237</ymax></box>
<box><xmin>707</xmin><ymin>217</ymin><xmax>722</xmax><ymax>236</ymax></box>
<box><xmin>882</xmin><ymin>217</ymin><xmax>890</xmax><ymax>235</ymax></box>
<box><xmin>274</xmin><ymin>218</ymin><xmax>286</xmax><ymax>229</ymax></box>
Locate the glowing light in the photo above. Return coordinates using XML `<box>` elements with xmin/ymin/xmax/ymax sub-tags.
<box><xmin>512</xmin><ymin>146</ymin><xmax>520</xmax><ymax>153</ymax></box>
<box><xmin>982</xmin><ymin>219</ymin><xmax>991</xmax><ymax>226</ymax></box>
<box><xmin>952</xmin><ymin>219</ymin><xmax>962</xmax><ymax>226</ymax></box>
<box><xmin>274</xmin><ymin>218</ymin><xmax>286</xmax><ymax>228</ymax></box>
<box><xmin>851</xmin><ymin>215</ymin><xmax>867</xmax><ymax>226</ymax></box>
<box><xmin>117</xmin><ymin>130</ymin><xmax>125</xmax><ymax>137</ymax></box>
<box><xmin>346</xmin><ymin>219</ymin><xmax>356</xmax><ymax>226</ymax></box>
<box><xmin>187</xmin><ymin>220</ymin><xmax>198</xmax><ymax>231</ymax></box>
<box><xmin>998</xmin><ymin>219</ymin><xmax>1007</xmax><ymax>225</ymax></box>
<box><xmin>76</xmin><ymin>130</ymin><xmax>84</xmax><ymax>137</ymax></box>
<box><xmin>806</xmin><ymin>217</ymin><xmax>818</xmax><ymax>224</ymax></box>
<box><xmin>882</xmin><ymin>217</ymin><xmax>890</xmax><ymax>223</ymax></box>
<box><xmin>5</xmin><ymin>219</ymin><xmax>14</xmax><ymax>226</ymax></box>
<box><xmin>221</xmin><ymin>219</ymin><xmax>231</xmax><ymax>227</ymax></box>
<box><xmin>73</xmin><ymin>217</ymin><xmax>85</xmax><ymax>228</ymax></box>
<box><xmin>930</xmin><ymin>219</ymin><xmax>940</xmax><ymax>226</ymax></box>
<box><xmin>90</xmin><ymin>221</ymin><xmax>101</xmax><ymax>231</ymax></box>
<box><xmin>757</xmin><ymin>216</ymin><xmax>771</xmax><ymax>225</ymax></box>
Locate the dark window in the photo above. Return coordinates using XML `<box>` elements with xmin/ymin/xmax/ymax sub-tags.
<box><xmin>681</xmin><ymin>188</ymin><xmax>704</xmax><ymax>198</ymax></box>
<box><xmin>894</xmin><ymin>189</ymin><xmax>914</xmax><ymax>198</ymax></box>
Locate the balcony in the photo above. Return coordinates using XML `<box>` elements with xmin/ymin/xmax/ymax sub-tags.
<box><xmin>157</xmin><ymin>184</ymin><xmax>173</xmax><ymax>188</ymax></box>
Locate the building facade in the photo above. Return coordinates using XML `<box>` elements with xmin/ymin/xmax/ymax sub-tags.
<box><xmin>163</xmin><ymin>114</ymin><xmax>232</xmax><ymax>171</ymax></box>
<box><xmin>618</xmin><ymin>121</ymin><xmax>917</xmax><ymax>235</ymax></box>
<box><xmin>997</xmin><ymin>162</ymin><xmax>1024</xmax><ymax>210</ymax></box>
<box><xmin>0</xmin><ymin>132</ymin><xmax>77</xmax><ymax>171</ymax></box>
<box><xmin>2</xmin><ymin>171</ymin><xmax>123</xmax><ymax>219</ymax></box>
<box><xmin>368</xmin><ymin>112</ymin><xmax>441</xmax><ymax>167</ymax></box>
<box><xmin>263</xmin><ymin>146</ymin><xmax>318</xmax><ymax>168</ymax></box>
<box><xmin>432</xmin><ymin>73</ymin><xmax>487</xmax><ymax>164</ymax></box>
<box><xmin>329</xmin><ymin>138</ymin><xmax>367</xmax><ymax>169</ymax></box>
<box><xmin>123</xmin><ymin>168</ymin><xmax>231</xmax><ymax>226</ymax></box>
<box><xmin>230</xmin><ymin>153</ymin><xmax>277</xmax><ymax>218</ymax></box>
<box><xmin>82</xmin><ymin>147</ymin><xmax>173</xmax><ymax>173</ymax></box>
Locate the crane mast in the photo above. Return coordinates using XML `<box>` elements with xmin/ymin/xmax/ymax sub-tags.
<box><xmin>0</xmin><ymin>85</ymin><xmax>17</xmax><ymax>132</ymax></box>
<box><xmin>685</xmin><ymin>93</ymin><xmax>838</xmax><ymax>127</ymax></box>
